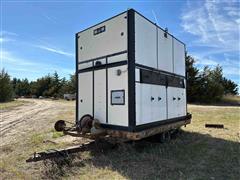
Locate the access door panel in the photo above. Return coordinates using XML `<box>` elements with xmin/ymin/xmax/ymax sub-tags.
<box><xmin>78</xmin><ymin>12</ymin><xmax>127</xmax><ymax>62</ymax></box>
<box><xmin>94</xmin><ymin>69</ymin><xmax>106</xmax><ymax>123</ymax></box>
<box><xmin>167</xmin><ymin>87</ymin><xmax>178</xmax><ymax>119</ymax></box>
<box><xmin>136</xmin><ymin>83</ymin><xmax>152</xmax><ymax>125</ymax></box>
<box><xmin>136</xmin><ymin>84</ymin><xmax>167</xmax><ymax>125</ymax></box>
<box><xmin>173</xmin><ymin>39</ymin><xmax>185</xmax><ymax>76</ymax></box>
<box><xmin>78</xmin><ymin>72</ymin><xmax>93</xmax><ymax>120</ymax></box>
<box><xmin>154</xmin><ymin>85</ymin><xmax>167</xmax><ymax>121</ymax></box>
<box><xmin>177</xmin><ymin>88</ymin><xmax>186</xmax><ymax>117</ymax></box>
<box><xmin>135</xmin><ymin>13</ymin><xmax>157</xmax><ymax>68</ymax></box>
<box><xmin>108</xmin><ymin>65</ymin><xmax>128</xmax><ymax>126</ymax></box>
<box><xmin>158</xmin><ymin>29</ymin><xmax>173</xmax><ymax>73</ymax></box>
<box><xmin>151</xmin><ymin>85</ymin><xmax>160</xmax><ymax>122</ymax></box>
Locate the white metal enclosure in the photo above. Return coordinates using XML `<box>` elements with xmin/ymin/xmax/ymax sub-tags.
<box><xmin>76</xmin><ymin>9</ymin><xmax>188</xmax><ymax>132</ymax></box>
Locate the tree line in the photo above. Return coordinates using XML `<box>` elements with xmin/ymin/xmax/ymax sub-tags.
<box><xmin>0</xmin><ymin>70</ymin><xmax>76</xmax><ymax>102</ymax></box>
<box><xmin>186</xmin><ymin>55</ymin><xmax>238</xmax><ymax>103</ymax></box>
<box><xmin>0</xmin><ymin>54</ymin><xmax>238</xmax><ymax>103</ymax></box>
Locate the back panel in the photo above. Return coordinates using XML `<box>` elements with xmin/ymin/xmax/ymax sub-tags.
<box><xmin>78</xmin><ymin>12</ymin><xmax>128</xmax><ymax>63</ymax></box>
<box><xmin>107</xmin><ymin>65</ymin><xmax>128</xmax><ymax>126</ymax></box>
<box><xmin>78</xmin><ymin>72</ymin><xmax>93</xmax><ymax>118</ymax></box>
<box><xmin>77</xmin><ymin>11</ymin><xmax>129</xmax><ymax>126</ymax></box>
<box><xmin>94</xmin><ymin>69</ymin><xmax>106</xmax><ymax>123</ymax></box>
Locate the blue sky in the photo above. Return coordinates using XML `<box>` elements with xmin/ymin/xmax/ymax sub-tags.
<box><xmin>1</xmin><ymin>0</ymin><xmax>239</xmax><ymax>86</ymax></box>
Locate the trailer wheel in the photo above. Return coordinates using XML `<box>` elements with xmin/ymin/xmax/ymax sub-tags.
<box><xmin>77</xmin><ymin>114</ymin><xmax>93</xmax><ymax>133</ymax></box>
<box><xmin>54</xmin><ymin>120</ymin><xmax>66</xmax><ymax>132</ymax></box>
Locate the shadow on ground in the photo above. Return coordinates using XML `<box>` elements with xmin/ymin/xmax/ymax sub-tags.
<box><xmin>42</xmin><ymin>131</ymin><xmax>240</xmax><ymax>179</ymax></box>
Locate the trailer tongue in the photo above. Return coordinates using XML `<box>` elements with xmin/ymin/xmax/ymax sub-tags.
<box><xmin>26</xmin><ymin>143</ymin><xmax>93</xmax><ymax>162</ymax></box>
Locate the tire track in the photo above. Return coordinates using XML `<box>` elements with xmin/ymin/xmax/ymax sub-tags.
<box><xmin>0</xmin><ymin>99</ymin><xmax>72</xmax><ymax>146</ymax></box>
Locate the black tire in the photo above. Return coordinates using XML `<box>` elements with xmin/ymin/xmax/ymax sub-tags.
<box><xmin>77</xmin><ymin>114</ymin><xmax>93</xmax><ymax>131</ymax></box>
<box><xmin>54</xmin><ymin>120</ymin><xmax>66</xmax><ymax>132</ymax></box>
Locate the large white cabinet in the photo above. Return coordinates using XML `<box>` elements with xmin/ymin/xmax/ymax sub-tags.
<box><xmin>77</xmin><ymin>9</ymin><xmax>188</xmax><ymax>131</ymax></box>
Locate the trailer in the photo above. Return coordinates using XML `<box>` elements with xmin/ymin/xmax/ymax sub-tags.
<box><xmin>64</xmin><ymin>93</ymin><xmax>76</xmax><ymax>101</ymax></box>
<box><xmin>55</xmin><ymin>8</ymin><xmax>191</xmax><ymax>141</ymax></box>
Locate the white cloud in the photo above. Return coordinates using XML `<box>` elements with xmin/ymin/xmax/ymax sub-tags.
<box><xmin>0</xmin><ymin>31</ymin><xmax>18</xmax><ymax>36</ymax></box>
<box><xmin>1</xmin><ymin>49</ymin><xmax>74</xmax><ymax>75</ymax></box>
<box><xmin>181</xmin><ymin>0</ymin><xmax>240</xmax><ymax>79</ymax></box>
<box><xmin>0</xmin><ymin>31</ymin><xmax>74</xmax><ymax>58</ymax></box>
<box><xmin>36</xmin><ymin>45</ymin><xmax>74</xmax><ymax>57</ymax></box>
<box><xmin>2</xmin><ymin>50</ymin><xmax>37</xmax><ymax>66</ymax></box>
<box><xmin>42</xmin><ymin>13</ymin><xmax>57</xmax><ymax>24</ymax></box>
<box><xmin>193</xmin><ymin>53</ymin><xmax>240</xmax><ymax>76</ymax></box>
<box><xmin>181</xmin><ymin>0</ymin><xmax>239</xmax><ymax>52</ymax></box>
<box><xmin>223</xmin><ymin>66</ymin><xmax>240</xmax><ymax>75</ymax></box>
<box><xmin>0</xmin><ymin>31</ymin><xmax>17</xmax><ymax>44</ymax></box>
<box><xmin>195</xmin><ymin>58</ymin><xmax>219</xmax><ymax>66</ymax></box>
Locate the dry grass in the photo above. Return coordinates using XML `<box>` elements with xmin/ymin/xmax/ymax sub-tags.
<box><xmin>0</xmin><ymin>99</ymin><xmax>28</xmax><ymax>110</ymax></box>
<box><xmin>0</xmin><ymin>102</ymin><xmax>239</xmax><ymax>179</ymax></box>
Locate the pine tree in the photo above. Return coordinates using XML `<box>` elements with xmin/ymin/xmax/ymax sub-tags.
<box><xmin>0</xmin><ymin>69</ymin><xmax>14</xmax><ymax>102</ymax></box>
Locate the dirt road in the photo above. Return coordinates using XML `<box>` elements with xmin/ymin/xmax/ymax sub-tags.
<box><xmin>0</xmin><ymin>99</ymin><xmax>74</xmax><ymax>146</ymax></box>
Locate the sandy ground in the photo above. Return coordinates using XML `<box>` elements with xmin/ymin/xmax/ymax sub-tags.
<box><xmin>0</xmin><ymin>99</ymin><xmax>74</xmax><ymax>146</ymax></box>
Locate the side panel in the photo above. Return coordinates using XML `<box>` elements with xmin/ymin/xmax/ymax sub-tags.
<box><xmin>135</xmin><ymin>13</ymin><xmax>157</xmax><ymax>68</ymax></box>
<box><xmin>151</xmin><ymin>85</ymin><xmax>160</xmax><ymax>122</ymax></box>
<box><xmin>108</xmin><ymin>65</ymin><xmax>128</xmax><ymax>126</ymax></box>
<box><xmin>173</xmin><ymin>39</ymin><xmax>185</xmax><ymax>76</ymax></box>
<box><xmin>158</xmin><ymin>29</ymin><xmax>173</xmax><ymax>72</ymax></box>
<box><xmin>167</xmin><ymin>86</ymin><xmax>186</xmax><ymax>119</ymax></box>
<box><xmin>78</xmin><ymin>72</ymin><xmax>93</xmax><ymax>118</ymax></box>
<box><xmin>94</xmin><ymin>69</ymin><xmax>106</xmax><ymax>123</ymax></box>
<box><xmin>136</xmin><ymin>83</ymin><xmax>152</xmax><ymax>125</ymax></box>
<box><xmin>177</xmin><ymin>88</ymin><xmax>186</xmax><ymax>117</ymax></box>
<box><xmin>152</xmin><ymin>85</ymin><xmax>167</xmax><ymax>121</ymax></box>
<box><xmin>78</xmin><ymin>12</ymin><xmax>127</xmax><ymax>62</ymax></box>
<box><xmin>167</xmin><ymin>87</ymin><xmax>178</xmax><ymax>119</ymax></box>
